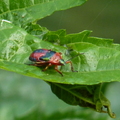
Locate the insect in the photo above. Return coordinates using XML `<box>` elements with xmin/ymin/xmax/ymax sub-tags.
<box><xmin>28</xmin><ymin>49</ymin><xmax>80</xmax><ymax>76</ymax></box>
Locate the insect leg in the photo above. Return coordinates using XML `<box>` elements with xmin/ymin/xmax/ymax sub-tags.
<box><xmin>65</xmin><ymin>61</ymin><xmax>78</xmax><ymax>72</ymax></box>
<box><xmin>65</xmin><ymin>61</ymin><xmax>74</xmax><ymax>72</ymax></box>
<box><xmin>42</xmin><ymin>63</ymin><xmax>52</xmax><ymax>71</ymax></box>
<box><xmin>54</xmin><ymin>65</ymin><xmax>63</xmax><ymax>76</ymax></box>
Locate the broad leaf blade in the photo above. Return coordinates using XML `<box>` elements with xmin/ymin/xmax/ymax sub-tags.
<box><xmin>0</xmin><ymin>0</ymin><xmax>87</xmax><ymax>27</ymax></box>
<box><xmin>1</xmin><ymin>19</ymin><xmax>120</xmax><ymax>85</ymax></box>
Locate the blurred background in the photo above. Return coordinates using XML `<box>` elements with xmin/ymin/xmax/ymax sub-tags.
<box><xmin>39</xmin><ymin>0</ymin><xmax>120</xmax><ymax>43</ymax></box>
<box><xmin>0</xmin><ymin>0</ymin><xmax>120</xmax><ymax>120</ymax></box>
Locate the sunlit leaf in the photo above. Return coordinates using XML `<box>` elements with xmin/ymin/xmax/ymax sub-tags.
<box><xmin>0</xmin><ymin>20</ymin><xmax>120</xmax><ymax>86</ymax></box>
<box><xmin>0</xmin><ymin>0</ymin><xmax>87</xmax><ymax>27</ymax></box>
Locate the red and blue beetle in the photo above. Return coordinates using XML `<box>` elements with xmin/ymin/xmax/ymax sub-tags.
<box><xmin>28</xmin><ymin>49</ymin><xmax>79</xmax><ymax>76</ymax></box>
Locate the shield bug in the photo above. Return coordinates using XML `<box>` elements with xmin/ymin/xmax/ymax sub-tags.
<box><xmin>28</xmin><ymin>49</ymin><xmax>81</xmax><ymax>76</ymax></box>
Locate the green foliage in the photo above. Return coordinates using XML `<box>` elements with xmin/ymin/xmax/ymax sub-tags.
<box><xmin>0</xmin><ymin>0</ymin><xmax>86</xmax><ymax>27</ymax></box>
<box><xmin>0</xmin><ymin>0</ymin><xmax>119</xmax><ymax>119</ymax></box>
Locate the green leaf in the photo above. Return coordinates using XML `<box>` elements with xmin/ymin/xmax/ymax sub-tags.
<box><xmin>25</xmin><ymin>23</ymin><xmax>49</xmax><ymax>39</ymax></box>
<box><xmin>0</xmin><ymin>0</ymin><xmax>87</xmax><ymax>27</ymax></box>
<box><xmin>43</xmin><ymin>30</ymin><xmax>113</xmax><ymax>48</ymax></box>
<box><xmin>0</xmin><ymin>0</ymin><xmax>118</xmax><ymax>119</ymax></box>
<box><xmin>1</xmin><ymin>19</ymin><xmax>120</xmax><ymax>85</ymax></box>
<box><xmin>50</xmin><ymin>83</ymin><xmax>115</xmax><ymax>118</ymax></box>
<box><xmin>43</xmin><ymin>29</ymin><xmax>66</xmax><ymax>43</ymax></box>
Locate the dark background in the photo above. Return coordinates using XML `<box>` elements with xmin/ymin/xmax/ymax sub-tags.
<box><xmin>39</xmin><ymin>0</ymin><xmax>120</xmax><ymax>43</ymax></box>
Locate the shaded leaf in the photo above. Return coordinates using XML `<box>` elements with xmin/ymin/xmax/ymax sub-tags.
<box><xmin>50</xmin><ymin>83</ymin><xmax>115</xmax><ymax>118</ymax></box>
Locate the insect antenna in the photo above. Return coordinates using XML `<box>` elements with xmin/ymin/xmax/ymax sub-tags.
<box><xmin>66</xmin><ymin>53</ymin><xmax>84</xmax><ymax>62</ymax></box>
